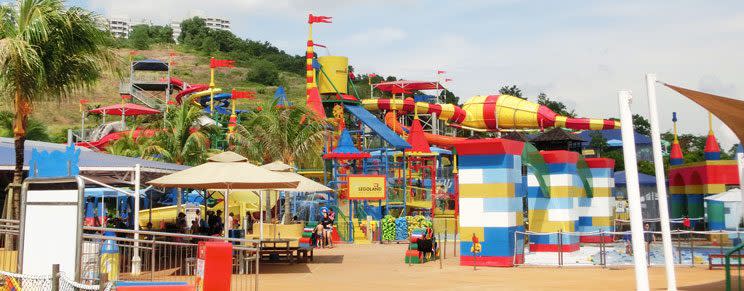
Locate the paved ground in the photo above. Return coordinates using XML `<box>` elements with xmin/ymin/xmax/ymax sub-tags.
<box><xmin>258</xmin><ymin>243</ymin><xmax>731</xmax><ymax>290</ymax></box>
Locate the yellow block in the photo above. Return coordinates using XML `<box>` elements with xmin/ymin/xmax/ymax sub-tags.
<box><xmin>669</xmin><ymin>186</ymin><xmax>685</xmax><ymax>195</ymax></box>
<box><xmin>460</xmin><ymin>183</ymin><xmax>515</xmax><ymax>198</ymax></box>
<box><xmin>669</xmin><ymin>159</ymin><xmax>737</xmax><ymax>170</ymax></box>
<box><xmin>460</xmin><ymin>226</ymin><xmax>485</xmax><ymax>242</ymax></box>
<box><xmin>439</xmin><ymin>103</ymin><xmax>456</xmax><ymax>120</ymax></box>
<box><xmin>549</xmin><ymin>186</ymin><xmax>582</xmax><ymax>198</ymax></box>
<box><xmin>591</xmin><ymin>188</ymin><xmax>612</xmax><ymax>197</ymax></box>
<box><xmin>317</xmin><ymin>56</ymin><xmax>348</xmax><ymax>95</ymax></box>
<box><xmin>592</xmin><ymin>216</ymin><xmax>613</xmax><ymax>227</ymax></box>
<box><xmin>528</xmin><ymin>209</ymin><xmax>576</xmax><ymax>232</ymax></box>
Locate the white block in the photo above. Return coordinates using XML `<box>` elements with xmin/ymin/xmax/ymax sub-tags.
<box><xmin>590</xmin><ymin>177</ymin><xmax>614</xmax><ymax>188</ymax></box>
<box><xmin>548</xmin><ymin>208</ymin><xmax>578</xmax><ymax>222</ymax></box>
<box><xmin>547</xmin><ymin>174</ymin><xmax>575</xmax><ymax>187</ymax></box>
<box><xmin>459</xmin><ymin>169</ymin><xmax>484</xmax><ymax>184</ymax></box>
<box><xmin>459</xmin><ymin>198</ymin><xmax>519</xmax><ymax>227</ymax></box>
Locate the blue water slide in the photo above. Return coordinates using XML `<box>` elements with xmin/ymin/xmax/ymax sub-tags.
<box><xmin>344</xmin><ymin>104</ymin><xmax>410</xmax><ymax>150</ymax></box>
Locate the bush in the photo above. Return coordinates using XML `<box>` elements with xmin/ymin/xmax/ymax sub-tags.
<box><xmin>245</xmin><ymin>60</ymin><xmax>280</xmax><ymax>86</ymax></box>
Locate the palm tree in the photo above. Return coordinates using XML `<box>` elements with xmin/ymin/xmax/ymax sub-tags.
<box><xmin>0</xmin><ymin>111</ymin><xmax>49</xmax><ymax>141</ymax></box>
<box><xmin>105</xmin><ymin>130</ymin><xmax>149</xmax><ymax>158</ymax></box>
<box><xmin>0</xmin><ymin>0</ymin><xmax>121</xmax><ymax>219</ymax></box>
<box><xmin>230</xmin><ymin>100</ymin><xmax>327</xmax><ymax>223</ymax></box>
<box><xmin>232</xmin><ymin>99</ymin><xmax>326</xmax><ymax>166</ymax></box>
<box><xmin>142</xmin><ymin>103</ymin><xmax>217</xmax><ymax>166</ymax></box>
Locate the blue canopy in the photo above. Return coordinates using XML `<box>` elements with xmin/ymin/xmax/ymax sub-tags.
<box><xmin>614</xmin><ymin>171</ymin><xmax>657</xmax><ymax>185</ymax></box>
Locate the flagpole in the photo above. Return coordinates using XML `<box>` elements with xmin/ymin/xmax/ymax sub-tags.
<box><xmin>645</xmin><ymin>73</ymin><xmax>677</xmax><ymax>291</ymax></box>
<box><xmin>209</xmin><ymin>57</ymin><xmax>216</xmax><ymax>118</ymax></box>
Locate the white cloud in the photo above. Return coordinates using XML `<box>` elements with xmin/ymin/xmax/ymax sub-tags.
<box><xmin>346</xmin><ymin>27</ymin><xmax>407</xmax><ymax>46</ymax></box>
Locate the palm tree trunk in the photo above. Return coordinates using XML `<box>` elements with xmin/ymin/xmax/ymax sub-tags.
<box><xmin>12</xmin><ymin>91</ymin><xmax>29</xmax><ymax>221</ymax></box>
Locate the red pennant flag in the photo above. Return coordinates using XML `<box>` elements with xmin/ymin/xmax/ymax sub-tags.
<box><xmin>167</xmin><ymin>100</ymin><xmax>176</xmax><ymax>105</ymax></box>
<box><xmin>79</xmin><ymin>99</ymin><xmax>89</xmax><ymax>105</ymax></box>
<box><xmin>129</xmin><ymin>51</ymin><xmax>138</xmax><ymax>56</ymax></box>
<box><xmin>349</xmin><ymin>72</ymin><xmax>356</xmax><ymax>80</ymax></box>
<box><xmin>437</xmin><ymin>70</ymin><xmax>446</xmax><ymax>74</ymax></box>
<box><xmin>308</xmin><ymin>14</ymin><xmax>332</xmax><ymax>24</ymax></box>
<box><xmin>445</xmin><ymin>78</ymin><xmax>453</xmax><ymax>82</ymax></box>
<box><xmin>210</xmin><ymin>58</ymin><xmax>235</xmax><ymax>68</ymax></box>
<box><xmin>313</xmin><ymin>43</ymin><xmax>327</xmax><ymax>48</ymax></box>
<box><xmin>231</xmin><ymin>89</ymin><xmax>256</xmax><ymax>100</ymax></box>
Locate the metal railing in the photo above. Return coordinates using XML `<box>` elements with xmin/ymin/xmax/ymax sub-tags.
<box><xmin>128</xmin><ymin>84</ymin><xmax>165</xmax><ymax>110</ymax></box>
<box><xmin>81</xmin><ymin>226</ymin><xmax>259</xmax><ymax>290</ymax></box>
<box><xmin>726</xmin><ymin>242</ymin><xmax>744</xmax><ymax>291</ymax></box>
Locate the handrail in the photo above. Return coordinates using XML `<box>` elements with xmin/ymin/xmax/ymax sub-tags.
<box><xmin>725</xmin><ymin>241</ymin><xmax>744</xmax><ymax>291</ymax></box>
<box><xmin>82</xmin><ymin>226</ymin><xmax>259</xmax><ymax>245</ymax></box>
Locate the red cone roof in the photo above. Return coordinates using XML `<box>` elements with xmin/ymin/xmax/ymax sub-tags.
<box><xmin>405</xmin><ymin>118</ymin><xmax>431</xmax><ymax>154</ymax></box>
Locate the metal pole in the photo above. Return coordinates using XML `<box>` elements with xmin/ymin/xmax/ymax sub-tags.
<box><xmin>176</xmin><ymin>188</ymin><xmax>182</xmax><ymax>218</ymax></box>
<box><xmin>645</xmin><ymin>73</ymin><xmax>677</xmax><ymax>290</ymax></box>
<box><xmin>131</xmin><ymin>164</ymin><xmax>142</xmax><ymax>275</ymax></box>
<box><xmin>618</xmin><ymin>90</ymin><xmax>650</xmax><ymax>291</ymax></box>
<box><xmin>224</xmin><ymin>188</ymin><xmax>230</xmax><ymax>240</ymax></box>
<box><xmin>80</xmin><ymin>110</ymin><xmax>86</xmax><ymax>141</ymax></box>
<box><xmin>52</xmin><ymin>264</ymin><xmax>59</xmax><ymax>291</ymax></box>
<box><xmin>737</xmin><ymin>144</ymin><xmax>744</xmax><ymax>225</ymax></box>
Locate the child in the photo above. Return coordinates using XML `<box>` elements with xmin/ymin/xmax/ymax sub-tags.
<box><xmin>314</xmin><ymin>223</ymin><xmax>325</xmax><ymax>248</ymax></box>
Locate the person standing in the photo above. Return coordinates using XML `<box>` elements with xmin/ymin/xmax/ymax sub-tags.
<box><xmin>320</xmin><ymin>210</ymin><xmax>334</xmax><ymax>248</ymax></box>
<box><xmin>644</xmin><ymin>223</ymin><xmax>655</xmax><ymax>265</ymax></box>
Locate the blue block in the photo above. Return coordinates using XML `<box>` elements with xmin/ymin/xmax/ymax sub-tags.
<box><xmin>527</xmin><ymin>186</ymin><xmax>545</xmax><ymax>198</ymax></box>
<box><xmin>578</xmin><ymin>197</ymin><xmax>592</xmax><ymax>207</ymax></box>
<box><xmin>708</xmin><ymin>221</ymin><xmax>726</xmax><ymax>230</ymax></box>
<box><xmin>461</xmin><ymin>226</ymin><xmax>525</xmax><ymax>257</ymax></box>
<box><xmin>482</xmin><ymin>168</ymin><xmax>516</xmax><ymax>183</ymax></box>
<box><xmin>576</xmin><ymin>225</ymin><xmax>613</xmax><ymax>232</ymax></box>
<box><xmin>530</xmin><ymin>233</ymin><xmax>580</xmax><ymax>245</ymax></box>
<box><xmin>459</xmin><ymin>154</ymin><xmax>514</xmax><ymax>169</ymax></box>
<box><xmin>547</xmin><ymin>163</ymin><xmax>577</xmax><ymax>173</ymax></box>
<box><xmin>528</xmin><ymin>197</ymin><xmax>575</xmax><ymax>210</ymax></box>
<box><xmin>589</xmin><ymin>168</ymin><xmax>612</xmax><ymax>177</ymax></box>
<box><xmin>578</xmin><ymin>216</ymin><xmax>593</xmax><ymax>227</ymax></box>
<box><xmin>483</xmin><ymin>198</ymin><xmax>523</xmax><ymax>212</ymax></box>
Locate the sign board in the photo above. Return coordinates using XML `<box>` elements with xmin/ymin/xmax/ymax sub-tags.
<box><xmin>348</xmin><ymin>175</ymin><xmax>386</xmax><ymax>200</ymax></box>
<box><xmin>20</xmin><ymin>178</ymin><xmax>83</xmax><ymax>278</ymax></box>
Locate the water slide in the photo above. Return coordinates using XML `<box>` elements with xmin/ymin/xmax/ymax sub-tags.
<box><xmin>76</xmin><ymin>128</ymin><xmax>157</xmax><ymax>151</ymax></box>
<box><xmin>363</xmin><ymin>94</ymin><xmax>620</xmax><ymax>131</ymax></box>
<box><xmin>344</xmin><ymin>104</ymin><xmax>411</xmax><ymax>149</ymax></box>
<box><xmin>383</xmin><ymin>111</ymin><xmax>466</xmax><ymax>148</ymax></box>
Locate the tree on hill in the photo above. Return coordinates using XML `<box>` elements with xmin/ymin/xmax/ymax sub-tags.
<box><xmin>178</xmin><ymin>17</ymin><xmax>305</xmax><ymax>74</ymax></box>
<box><xmin>0</xmin><ymin>111</ymin><xmax>49</xmax><ymax>141</ymax></box>
<box><xmin>245</xmin><ymin>59</ymin><xmax>280</xmax><ymax>86</ymax></box>
<box><xmin>128</xmin><ymin>24</ymin><xmax>174</xmax><ymax>50</ymax></box>
<box><xmin>632</xmin><ymin>114</ymin><xmax>651</xmax><ymax>136</ymax></box>
<box><xmin>0</xmin><ymin>0</ymin><xmax>121</xmax><ymax>221</ymax></box>
<box><xmin>499</xmin><ymin>85</ymin><xmax>523</xmax><ymax>99</ymax></box>
<box><xmin>537</xmin><ymin>92</ymin><xmax>576</xmax><ymax>117</ymax></box>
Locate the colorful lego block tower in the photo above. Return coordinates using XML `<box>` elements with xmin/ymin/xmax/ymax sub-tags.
<box><xmin>455</xmin><ymin>138</ymin><xmax>525</xmax><ymax>267</ymax></box>
<box><xmin>526</xmin><ymin>151</ymin><xmax>582</xmax><ymax>252</ymax></box>
<box><xmin>578</xmin><ymin>158</ymin><xmax>616</xmax><ymax>242</ymax></box>
<box><xmin>668</xmin><ymin>112</ymin><xmax>739</xmax><ymax>223</ymax></box>
<box><xmin>668</xmin><ymin>112</ymin><xmax>686</xmax><ymax>218</ymax></box>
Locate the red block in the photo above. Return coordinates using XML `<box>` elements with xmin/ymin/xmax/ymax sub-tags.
<box><xmin>459</xmin><ymin>254</ymin><xmax>523</xmax><ymax>267</ymax></box>
<box><xmin>580</xmin><ymin>235</ymin><xmax>616</xmax><ymax>243</ymax></box>
<box><xmin>405</xmin><ymin>250</ymin><xmax>421</xmax><ymax>257</ymax></box>
<box><xmin>529</xmin><ymin>243</ymin><xmax>580</xmax><ymax>252</ymax></box>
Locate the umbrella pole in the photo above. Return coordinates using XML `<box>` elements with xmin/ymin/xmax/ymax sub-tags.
<box><xmin>224</xmin><ymin>187</ymin><xmax>230</xmax><ymax>240</ymax></box>
<box><xmin>260</xmin><ymin>191</ymin><xmax>264</xmax><ymax>241</ymax></box>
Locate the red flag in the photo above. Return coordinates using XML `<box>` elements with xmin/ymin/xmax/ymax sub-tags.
<box><xmin>231</xmin><ymin>89</ymin><xmax>255</xmax><ymax>99</ymax></box>
<box><xmin>79</xmin><ymin>99</ymin><xmax>89</xmax><ymax>105</ymax></box>
<box><xmin>313</xmin><ymin>43</ymin><xmax>327</xmax><ymax>48</ymax></box>
<box><xmin>349</xmin><ymin>72</ymin><xmax>356</xmax><ymax>80</ymax></box>
<box><xmin>308</xmin><ymin>14</ymin><xmax>332</xmax><ymax>24</ymax></box>
<box><xmin>683</xmin><ymin>217</ymin><xmax>690</xmax><ymax>228</ymax></box>
<box><xmin>129</xmin><ymin>51</ymin><xmax>138</xmax><ymax>56</ymax></box>
<box><xmin>167</xmin><ymin>100</ymin><xmax>176</xmax><ymax>105</ymax></box>
<box><xmin>121</xmin><ymin>94</ymin><xmax>132</xmax><ymax>100</ymax></box>
<box><xmin>210</xmin><ymin>58</ymin><xmax>235</xmax><ymax>68</ymax></box>
<box><xmin>445</xmin><ymin>78</ymin><xmax>453</xmax><ymax>82</ymax></box>
<box><xmin>437</xmin><ymin>70</ymin><xmax>446</xmax><ymax>74</ymax></box>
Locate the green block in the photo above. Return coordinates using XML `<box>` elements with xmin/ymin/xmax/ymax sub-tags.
<box><xmin>409</xmin><ymin>243</ymin><xmax>418</xmax><ymax>250</ymax></box>
<box><xmin>405</xmin><ymin>256</ymin><xmax>421</xmax><ymax>264</ymax></box>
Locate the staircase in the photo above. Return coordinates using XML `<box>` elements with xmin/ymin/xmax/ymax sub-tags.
<box><xmin>122</xmin><ymin>82</ymin><xmax>165</xmax><ymax>110</ymax></box>
<box><xmin>352</xmin><ymin>218</ymin><xmax>370</xmax><ymax>244</ymax></box>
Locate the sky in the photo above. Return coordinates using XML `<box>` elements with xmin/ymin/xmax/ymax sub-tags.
<box><xmin>65</xmin><ymin>0</ymin><xmax>744</xmax><ymax>148</ymax></box>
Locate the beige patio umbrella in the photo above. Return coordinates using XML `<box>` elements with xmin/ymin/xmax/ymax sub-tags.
<box><xmin>148</xmin><ymin>151</ymin><xmax>299</xmax><ymax>239</ymax></box>
<box><xmin>260</xmin><ymin>161</ymin><xmax>333</xmax><ymax>224</ymax></box>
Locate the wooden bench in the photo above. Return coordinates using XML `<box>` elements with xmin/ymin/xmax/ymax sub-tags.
<box><xmin>709</xmin><ymin>254</ymin><xmax>744</xmax><ymax>269</ymax></box>
<box><xmin>296</xmin><ymin>246</ymin><xmax>314</xmax><ymax>263</ymax></box>
<box><xmin>258</xmin><ymin>239</ymin><xmax>297</xmax><ymax>264</ymax></box>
